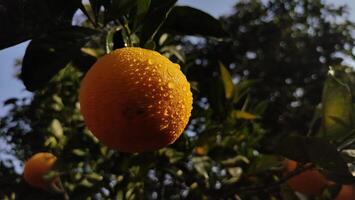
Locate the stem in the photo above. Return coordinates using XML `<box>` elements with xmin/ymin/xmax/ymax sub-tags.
<box><xmin>118</xmin><ymin>18</ymin><xmax>133</xmax><ymax>47</ymax></box>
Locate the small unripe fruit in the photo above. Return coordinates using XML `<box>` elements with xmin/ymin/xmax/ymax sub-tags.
<box><xmin>23</xmin><ymin>152</ymin><xmax>57</xmax><ymax>190</ymax></box>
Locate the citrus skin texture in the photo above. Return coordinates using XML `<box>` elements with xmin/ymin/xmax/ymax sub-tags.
<box><xmin>79</xmin><ymin>47</ymin><xmax>193</xmax><ymax>153</ymax></box>
<box><xmin>23</xmin><ymin>152</ymin><xmax>57</xmax><ymax>190</ymax></box>
<box><xmin>336</xmin><ymin>185</ymin><xmax>355</xmax><ymax>200</ymax></box>
<box><xmin>285</xmin><ymin>160</ymin><xmax>329</xmax><ymax>196</ymax></box>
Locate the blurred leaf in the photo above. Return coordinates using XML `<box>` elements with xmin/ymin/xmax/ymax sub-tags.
<box><xmin>159</xmin><ymin>148</ymin><xmax>184</xmax><ymax>163</ymax></box>
<box><xmin>50</xmin><ymin>119</ymin><xmax>63</xmax><ymax>138</ymax></box>
<box><xmin>219</xmin><ymin>62</ymin><xmax>234</xmax><ymax>100</ymax></box>
<box><xmin>72</xmin><ymin>149</ymin><xmax>86</xmax><ymax>156</ymax></box>
<box><xmin>223</xmin><ymin>167</ymin><xmax>242</xmax><ymax>184</ymax></box>
<box><xmin>43</xmin><ymin>170</ymin><xmax>60</xmax><ymax>181</ymax></box>
<box><xmin>140</xmin><ymin>0</ymin><xmax>177</xmax><ymax>45</ymax></box>
<box><xmin>21</xmin><ymin>27</ymin><xmax>97</xmax><ymax>91</ymax></box>
<box><xmin>252</xmin><ymin>100</ymin><xmax>268</xmax><ymax>115</ymax></box>
<box><xmin>86</xmin><ymin>172</ymin><xmax>103</xmax><ymax>181</ymax></box>
<box><xmin>228</xmin><ymin>167</ymin><xmax>243</xmax><ymax>177</ymax></box>
<box><xmin>192</xmin><ymin>156</ymin><xmax>211</xmax><ymax>179</ymax></box>
<box><xmin>162</xmin><ymin>6</ymin><xmax>227</xmax><ymax>37</ymax></box>
<box><xmin>321</xmin><ymin>75</ymin><xmax>352</xmax><ymax>140</ymax></box>
<box><xmin>0</xmin><ymin>0</ymin><xmax>81</xmax><ymax>50</ymax></box>
<box><xmin>232</xmin><ymin>110</ymin><xmax>259</xmax><ymax>120</ymax></box>
<box><xmin>222</xmin><ymin>155</ymin><xmax>250</xmax><ymax>166</ymax></box>
<box><xmin>80</xmin><ymin>179</ymin><xmax>94</xmax><ymax>187</ymax></box>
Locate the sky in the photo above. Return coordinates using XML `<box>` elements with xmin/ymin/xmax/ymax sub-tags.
<box><xmin>0</xmin><ymin>0</ymin><xmax>354</xmax><ymax>117</ymax></box>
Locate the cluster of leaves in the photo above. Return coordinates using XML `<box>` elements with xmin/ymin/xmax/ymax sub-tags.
<box><xmin>1</xmin><ymin>0</ymin><xmax>355</xmax><ymax>199</ymax></box>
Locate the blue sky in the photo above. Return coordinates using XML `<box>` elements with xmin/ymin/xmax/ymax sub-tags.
<box><xmin>0</xmin><ymin>0</ymin><xmax>354</xmax><ymax>117</ymax></box>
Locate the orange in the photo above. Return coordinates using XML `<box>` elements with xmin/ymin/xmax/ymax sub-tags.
<box><xmin>284</xmin><ymin>159</ymin><xmax>329</xmax><ymax>196</ymax></box>
<box><xmin>194</xmin><ymin>146</ymin><xmax>207</xmax><ymax>156</ymax></box>
<box><xmin>23</xmin><ymin>152</ymin><xmax>57</xmax><ymax>190</ymax></box>
<box><xmin>79</xmin><ymin>47</ymin><xmax>193</xmax><ymax>153</ymax></box>
<box><xmin>336</xmin><ymin>185</ymin><xmax>355</xmax><ymax>200</ymax></box>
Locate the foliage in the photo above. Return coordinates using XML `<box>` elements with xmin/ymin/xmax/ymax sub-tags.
<box><xmin>1</xmin><ymin>0</ymin><xmax>355</xmax><ymax>199</ymax></box>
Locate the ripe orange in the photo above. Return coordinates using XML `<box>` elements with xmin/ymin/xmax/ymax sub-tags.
<box><xmin>194</xmin><ymin>146</ymin><xmax>207</xmax><ymax>156</ymax></box>
<box><xmin>79</xmin><ymin>47</ymin><xmax>193</xmax><ymax>153</ymax></box>
<box><xmin>336</xmin><ymin>185</ymin><xmax>355</xmax><ymax>200</ymax></box>
<box><xmin>23</xmin><ymin>152</ymin><xmax>57</xmax><ymax>190</ymax></box>
<box><xmin>284</xmin><ymin>159</ymin><xmax>329</xmax><ymax>196</ymax></box>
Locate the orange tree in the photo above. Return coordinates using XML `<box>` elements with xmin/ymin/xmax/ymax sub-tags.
<box><xmin>1</xmin><ymin>0</ymin><xmax>355</xmax><ymax>199</ymax></box>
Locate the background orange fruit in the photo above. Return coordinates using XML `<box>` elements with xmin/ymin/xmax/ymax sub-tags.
<box><xmin>23</xmin><ymin>152</ymin><xmax>57</xmax><ymax>190</ymax></box>
<box><xmin>336</xmin><ymin>185</ymin><xmax>355</xmax><ymax>200</ymax></box>
<box><xmin>284</xmin><ymin>159</ymin><xmax>329</xmax><ymax>196</ymax></box>
<box><xmin>79</xmin><ymin>47</ymin><xmax>193</xmax><ymax>153</ymax></box>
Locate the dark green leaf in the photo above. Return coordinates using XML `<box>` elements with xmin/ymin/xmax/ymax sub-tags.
<box><xmin>21</xmin><ymin>27</ymin><xmax>97</xmax><ymax>91</ymax></box>
<box><xmin>109</xmin><ymin>0</ymin><xmax>138</xmax><ymax>19</ymax></box>
<box><xmin>275</xmin><ymin>135</ymin><xmax>310</xmax><ymax>162</ymax></box>
<box><xmin>208</xmin><ymin>77</ymin><xmax>226</xmax><ymax>116</ymax></box>
<box><xmin>135</xmin><ymin>0</ymin><xmax>151</xmax><ymax>27</ymax></box>
<box><xmin>139</xmin><ymin>0</ymin><xmax>177</xmax><ymax>45</ymax></box>
<box><xmin>219</xmin><ymin>62</ymin><xmax>234</xmax><ymax>100</ymax></box>
<box><xmin>162</xmin><ymin>6</ymin><xmax>228</xmax><ymax>37</ymax></box>
<box><xmin>0</xmin><ymin>0</ymin><xmax>81</xmax><ymax>50</ymax></box>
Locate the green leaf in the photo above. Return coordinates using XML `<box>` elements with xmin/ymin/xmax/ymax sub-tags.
<box><xmin>21</xmin><ymin>27</ymin><xmax>97</xmax><ymax>91</ymax></box>
<box><xmin>140</xmin><ymin>0</ymin><xmax>177</xmax><ymax>45</ymax></box>
<box><xmin>0</xmin><ymin>0</ymin><xmax>81</xmax><ymax>50</ymax></box>
<box><xmin>232</xmin><ymin>110</ymin><xmax>259</xmax><ymax>120</ymax></box>
<box><xmin>219</xmin><ymin>62</ymin><xmax>234</xmax><ymax>100</ymax></box>
<box><xmin>72</xmin><ymin>149</ymin><xmax>86</xmax><ymax>156</ymax></box>
<box><xmin>321</xmin><ymin>75</ymin><xmax>352</xmax><ymax>140</ymax></box>
<box><xmin>159</xmin><ymin>148</ymin><xmax>184</xmax><ymax>163</ymax></box>
<box><xmin>162</xmin><ymin>6</ymin><xmax>228</xmax><ymax>37</ymax></box>
<box><xmin>252</xmin><ymin>100</ymin><xmax>268</xmax><ymax>115</ymax></box>
<box><xmin>135</xmin><ymin>0</ymin><xmax>151</xmax><ymax>26</ymax></box>
<box><xmin>109</xmin><ymin>0</ymin><xmax>138</xmax><ymax>19</ymax></box>
<box><xmin>192</xmin><ymin>156</ymin><xmax>211</xmax><ymax>179</ymax></box>
<box><xmin>50</xmin><ymin>119</ymin><xmax>63</xmax><ymax>138</ymax></box>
